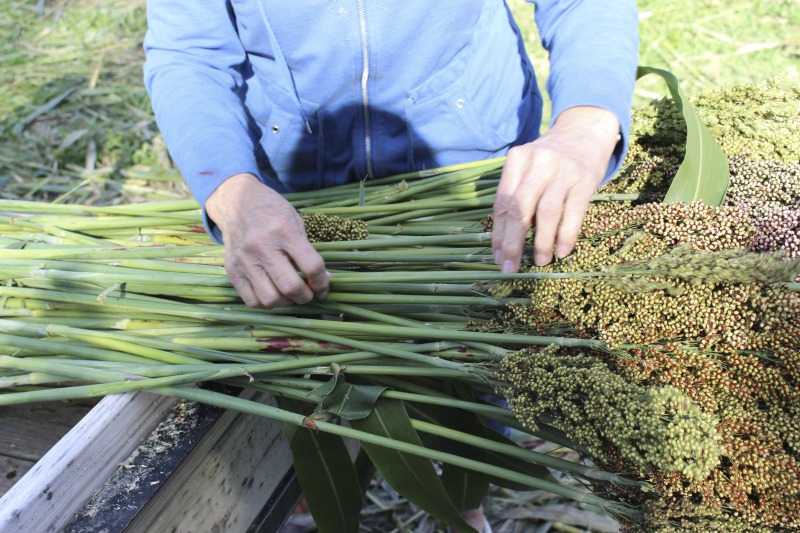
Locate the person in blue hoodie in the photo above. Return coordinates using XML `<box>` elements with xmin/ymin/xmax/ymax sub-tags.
<box><xmin>144</xmin><ymin>2</ymin><xmax>638</xmax><ymax>531</ymax></box>
<box><xmin>144</xmin><ymin>0</ymin><xmax>638</xmax><ymax>310</ymax></box>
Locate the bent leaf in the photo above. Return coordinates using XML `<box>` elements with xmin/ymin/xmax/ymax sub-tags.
<box><xmin>353</xmin><ymin>447</ymin><xmax>377</xmax><ymax>496</ymax></box>
<box><xmin>441</xmin><ymin>465</ymin><xmax>490</xmax><ymax>512</ymax></box>
<box><xmin>429</xmin><ymin>387</ymin><xmax>491</xmax><ymax>508</ymax></box>
<box><xmin>309</xmin><ymin>373</ymin><xmax>386</xmax><ymax>420</ymax></box>
<box><xmin>637</xmin><ymin>66</ymin><xmax>730</xmax><ymax>206</ymax></box>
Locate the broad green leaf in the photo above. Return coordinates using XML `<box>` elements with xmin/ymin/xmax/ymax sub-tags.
<box><xmin>309</xmin><ymin>373</ymin><xmax>387</xmax><ymax>420</ymax></box>
<box><xmin>278</xmin><ymin>398</ymin><xmax>363</xmax><ymax>533</ymax></box>
<box><xmin>350</xmin><ymin>398</ymin><xmax>476</xmax><ymax>533</ymax></box>
<box><xmin>637</xmin><ymin>66</ymin><xmax>730</xmax><ymax>206</ymax></box>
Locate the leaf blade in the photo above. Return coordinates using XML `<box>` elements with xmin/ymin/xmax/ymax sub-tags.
<box><xmin>637</xmin><ymin>65</ymin><xmax>730</xmax><ymax>206</ymax></box>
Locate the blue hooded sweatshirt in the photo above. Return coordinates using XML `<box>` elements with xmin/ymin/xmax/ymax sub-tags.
<box><xmin>143</xmin><ymin>1</ymin><xmax>639</xmax><ymax>239</ymax></box>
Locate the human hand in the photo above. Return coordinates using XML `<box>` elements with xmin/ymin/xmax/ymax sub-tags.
<box><xmin>491</xmin><ymin>106</ymin><xmax>621</xmax><ymax>273</ymax></box>
<box><xmin>206</xmin><ymin>173</ymin><xmax>329</xmax><ymax>308</ymax></box>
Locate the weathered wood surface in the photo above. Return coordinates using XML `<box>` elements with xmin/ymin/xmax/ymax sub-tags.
<box><xmin>0</xmin><ymin>455</ymin><xmax>33</xmax><ymax>498</ymax></box>
<box><xmin>0</xmin><ymin>391</ymin><xmax>179</xmax><ymax>532</ymax></box>
<box><xmin>3</xmin><ymin>388</ymin><xmax>297</xmax><ymax>533</ymax></box>
<box><xmin>119</xmin><ymin>391</ymin><xmax>294</xmax><ymax>533</ymax></box>
<box><xmin>63</xmin><ymin>389</ymin><xmax>296</xmax><ymax>532</ymax></box>
<box><xmin>64</xmin><ymin>398</ymin><xmax>227</xmax><ymax>532</ymax></box>
<box><xmin>0</xmin><ymin>400</ymin><xmax>96</xmax><ymax>496</ymax></box>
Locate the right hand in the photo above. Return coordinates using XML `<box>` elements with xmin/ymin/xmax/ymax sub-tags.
<box><xmin>206</xmin><ymin>173</ymin><xmax>330</xmax><ymax>308</ymax></box>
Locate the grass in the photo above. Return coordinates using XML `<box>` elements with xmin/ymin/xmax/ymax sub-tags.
<box><xmin>509</xmin><ymin>0</ymin><xmax>799</xmax><ymax>109</ymax></box>
<box><xmin>0</xmin><ymin>0</ymin><xmax>181</xmax><ymax>204</ymax></box>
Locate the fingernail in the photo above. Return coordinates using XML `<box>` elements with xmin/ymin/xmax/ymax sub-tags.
<box><xmin>534</xmin><ymin>253</ymin><xmax>551</xmax><ymax>266</ymax></box>
<box><xmin>502</xmin><ymin>260</ymin><xmax>515</xmax><ymax>274</ymax></box>
<box><xmin>555</xmin><ymin>245</ymin><xmax>571</xmax><ymax>259</ymax></box>
<box><xmin>494</xmin><ymin>250</ymin><xmax>502</xmax><ymax>265</ymax></box>
<box><xmin>325</xmin><ymin>270</ymin><xmax>333</xmax><ymax>279</ymax></box>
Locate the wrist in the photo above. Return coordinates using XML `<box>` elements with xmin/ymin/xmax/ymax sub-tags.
<box><xmin>206</xmin><ymin>172</ymin><xmax>262</xmax><ymax>229</ymax></box>
<box><xmin>551</xmin><ymin>106</ymin><xmax>621</xmax><ymax>148</ymax></box>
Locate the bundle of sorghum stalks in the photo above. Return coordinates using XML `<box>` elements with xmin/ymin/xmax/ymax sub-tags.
<box><xmin>0</xmin><ymin>74</ymin><xmax>797</xmax><ymax>532</ymax></box>
<box><xmin>493</xmin><ymin>74</ymin><xmax>800</xmax><ymax>531</ymax></box>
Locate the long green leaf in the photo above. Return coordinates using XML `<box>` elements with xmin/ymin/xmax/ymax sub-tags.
<box><xmin>428</xmin><ymin>384</ymin><xmax>492</xmax><ymax>509</ymax></box>
<box><xmin>279</xmin><ymin>399</ymin><xmax>363</xmax><ymax>533</ymax></box>
<box><xmin>637</xmin><ymin>66</ymin><xmax>730</xmax><ymax>205</ymax></box>
<box><xmin>349</xmin><ymin>398</ymin><xmax>476</xmax><ymax>533</ymax></box>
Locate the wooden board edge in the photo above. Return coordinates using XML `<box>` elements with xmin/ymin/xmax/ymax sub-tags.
<box><xmin>0</xmin><ymin>391</ymin><xmax>179</xmax><ymax>532</ymax></box>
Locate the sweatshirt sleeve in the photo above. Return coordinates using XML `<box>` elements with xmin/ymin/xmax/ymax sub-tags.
<box><xmin>528</xmin><ymin>0</ymin><xmax>639</xmax><ymax>184</ymax></box>
<box><xmin>143</xmin><ymin>0</ymin><xmax>261</xmax><ymax>241</ymax></box>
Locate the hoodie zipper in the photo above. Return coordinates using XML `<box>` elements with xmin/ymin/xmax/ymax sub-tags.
<box><xmin>357</xmin><ymin>0</ymin><xmax>374</xmax><ymax>179</ymax></box>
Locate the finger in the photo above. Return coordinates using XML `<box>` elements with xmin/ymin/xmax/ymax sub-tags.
<box><xmin>498</xmin><ymin>188</ymin><xmax>539</xmax><ymax>273</ymax></box>
<box><xmin>496</xmin><ymin>146</ymin><xmax>528</xmax><ymax>198</ymax></box>
<box><xmin>225</xmin><ymin>247</ymin><xmax>263</xmax><ymax>308</ymax></box>
<box><xmin>493</xmin><ymin>151</ymin><xmax>528</xmax><ymax>265</ymax></box>
<box><xmin>228</xmin><ymin>272</ymin><xmax>260</xmax><ymax>308</ymax></box>
<box><xmin>255</xmin><ymin>281</ymin><xmax>293</xmax><ymax>308</ymax></box>
<box><xmin>532</xmin><ymin>186</ymin><xmax>569</xmax><ymax>266</ymax></box>
<box><xmin>229</xmin><ymin>260</ymin><xmax>292</xmax><ymax>308</ymax></box>
<box><xmin>555</xmin><ymin>189</ymin><xmax>593</xmax><ymax>260</ymax></box>
<box><xmin>289</xmin><ymin>240</ymin><xmax>330</xmax><ymax>299</ymax></box>
<box><xmin>262</xmin><ymin>253</ymin><xmax>315</xmax><ymax>305</ymax></box>
<box><xmin>238</xmin><ymin>262</ymin><xmax>291</xmax><ymax>308</ymax></box>
<box><xmin>491</xmin><ymin>193</ymin><xmax>509</xmax><ymax>265</ymax></box>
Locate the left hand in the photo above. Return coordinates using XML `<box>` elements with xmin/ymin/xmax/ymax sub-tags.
<box><xmin>492</xmin><ymin>106</ymin><xmax>621</xmax><ymax>273</ymax></box>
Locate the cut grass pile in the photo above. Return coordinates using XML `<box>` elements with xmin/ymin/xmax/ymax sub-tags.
<box><xmin>0</xmin><ymin>0</ymin><xmax>182</xmax><ymax>204</ymax></box>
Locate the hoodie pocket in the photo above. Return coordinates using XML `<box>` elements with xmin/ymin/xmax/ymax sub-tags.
<box><xmin>407</xmin><ymin>80</ymin><xmax>539</xmax><ymax>170</ymax></box>
<box><xmin>405</xmin><ymin>2</ymin><xmax>541</xmax><ymax>171</ymax></box>
<box><xmin>258</xmin><ymin>106</ymin><xmax>324</xmax><ymax>192</ymax></box>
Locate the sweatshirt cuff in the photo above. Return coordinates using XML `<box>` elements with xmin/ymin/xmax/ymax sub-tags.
<box><xmin>548</xmin><ymin>62</ymin><xmax>635</xmax><ymax>185</ymax></box>
<box><xmin>169</xmin><ymin>126</ymin><xmax>262</xmax><ymax>244</ymax></box>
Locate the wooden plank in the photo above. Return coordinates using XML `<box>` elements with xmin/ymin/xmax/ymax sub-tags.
<box><xmin>0</xmin><ymin>400</ymin><xmax>96</xmax><ymax>462</ymax></box>
<box><xmin>247</xmin><ymin>468</ymin><xmax>303</xmax><ymax>533</ymax></box>
<box><xmin>0</xmin><ymin>391</ymin><xmax>179</xmax><ymax>533</ymax></box>
<box><xmin>64</xmin><ymin>389</ymin><xmax>297</xmax><ymax>533</ymax></box>
<box><xmin>64</xmin><ymin>398</ymin><xmax>227</xmax><ymax>532</ymax></box>
<box><xmin>124</xmin><ymin>391</ymin><xmax>294</xmax><ymax>532</ymax></box>
<box><xmin>0</xmin><ymin>455</ymin><xmax>34</xmax><ymax>497</ymax></box>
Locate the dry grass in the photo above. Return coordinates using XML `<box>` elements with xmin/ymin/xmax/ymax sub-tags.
<box><xmin>0</xmin><ymin>0</ymin><xmax>185</xmax><ymax>205</ymax></box>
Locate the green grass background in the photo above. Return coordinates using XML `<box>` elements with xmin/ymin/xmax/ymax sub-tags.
<box><xmin>1</xmin><ymin>0</ymin><xmax>797</xmax><ymax>202</ymax></box>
